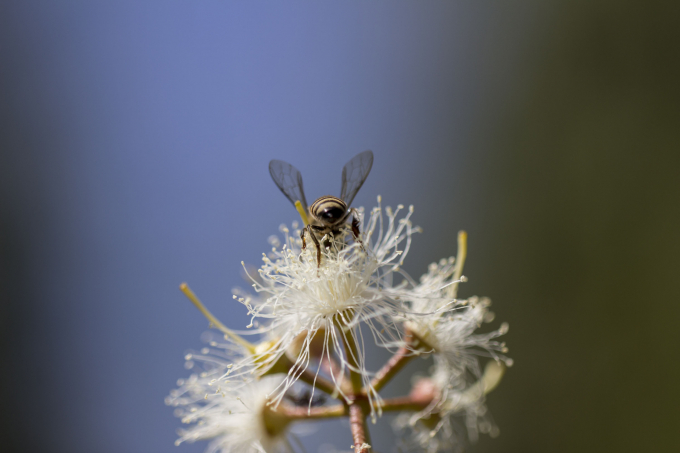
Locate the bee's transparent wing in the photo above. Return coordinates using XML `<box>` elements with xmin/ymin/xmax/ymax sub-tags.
<box><xmin>269</xmin><ymin>159</ymin><xmax>308</xmax><ymax>211</ymax></box>
<box><xmin>340</xmin><ymin>150</ymin><xmax>374</xmax><ymax>206</ymax></box>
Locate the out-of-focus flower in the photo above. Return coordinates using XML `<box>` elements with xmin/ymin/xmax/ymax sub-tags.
<box><xmin>166</xmin><ymin>375</ymin><xmax>293</xmax><ymax>453</ymax></box>
<box><xmin>407</xmin><ymin>291</ymin><xmax>511</xmax><ymax>388</ymax></box>
<box><xmin>391</xmin><ymin>231</ymin><xmax>510</xmax><ymax>451</ymax></box>
<box><xmin>395</xmin><ymin>361</ymin><xmax>506</xmax><ymax>453</ymax></box>
<box><xmin>405</xmin><ymin>231</ymin><xmax>511</xmax><ymax>382</ymax></box>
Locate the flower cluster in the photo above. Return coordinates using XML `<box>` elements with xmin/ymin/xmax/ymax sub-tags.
<box><xmin>167</xmin><ymin>198</ymin><xmax>511</xmax><ymax>453</ymax></box>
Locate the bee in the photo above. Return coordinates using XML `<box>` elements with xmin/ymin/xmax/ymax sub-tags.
<box><xmin>269</xmin><ymin>150</ymin><xmax>374</xmax><ymax>267</ymax></box>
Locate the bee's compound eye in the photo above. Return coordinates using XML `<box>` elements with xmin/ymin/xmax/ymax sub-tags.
<box><xmin>321</xmin><ymin>206</ymin><xmax>345</xmax><ymax>221</ymax></box>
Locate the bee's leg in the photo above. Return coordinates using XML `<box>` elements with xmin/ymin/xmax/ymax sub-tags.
<box><xmin>350</xmin><ymin>209</ymin><xmax>364</xmax><ymax>250</ymax></box>
<box><xmin>300</xmin><ymin>226</ymin><xmax>307</xmax><ymax>250</ymax></box>
<box><xmin>299</xmin><ymin>227</ymin><xmax>308</xmax><ymax>262</ymax></box>
<box><xmin>308</xmin><ymin>228</ymin><xmax>322</xmax><ymax>268</ymax></box>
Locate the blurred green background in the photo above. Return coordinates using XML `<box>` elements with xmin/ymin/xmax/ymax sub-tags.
<box><xmin>467</xmin><ymin>3</ymin><xmax>680</xmax><ymax>451</ymax></box>
<box><xmin>1</xmin><ymin>2</ymin><xmax>678</xmax><ymax>452</ymax></box>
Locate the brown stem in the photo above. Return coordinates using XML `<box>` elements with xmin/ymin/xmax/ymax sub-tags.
<box><xmin>280</xmin><ymin>403</ymin><xmax>347</xmax><ymax>420</ymax></box>
<box><xmin>349</xmin><ymin>403</ymin><xmax>371</xmax><ymax>452</ymax></box>
<box><xmin>367</xmin><ymin>329</ymin><xmax>420</xmax><ymax>394</ymax></box>
<box><xmin>368</xmin><ymin>344</ymin><xmax>414</xmax><ymax>394</ymax></box>
<box><xmin>380</xmin><ymin>395</ymin><xmax>432</xmax><ymax>412</ymax></box>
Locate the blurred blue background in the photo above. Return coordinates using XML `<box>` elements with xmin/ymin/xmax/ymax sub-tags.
<box><xmin>1</xmin><ymin>2</ymin><xmax>679</xmax><ymax>453</ymax></box>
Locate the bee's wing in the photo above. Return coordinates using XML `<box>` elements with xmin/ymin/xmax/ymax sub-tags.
<box><xmin>340</xmin><ymin>150</ymin><xmax>374</xmax><ymax>206</ymax></box>
<box><xmin>269</xmin><ymin>159</ymin><xmax>308</xmax><ymax>211</ymax></box>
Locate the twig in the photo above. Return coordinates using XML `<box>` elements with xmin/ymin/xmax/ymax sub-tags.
<box><xmin>349</xmin><ymin>403</ymin><xmax>371</xmax><ymax>452</ymax></box>
<box><xmin>281</xmin><ymin>404</ymin><xmax>347</xmax><ymax>420</ymax></box>
<box><xmin>380</xmin><ymin>395</ymin><xmax>431</xmax><ymax>413</ymax></box>
<box><xmin>367</xmin><ymin>329</ymin><xmax>418</xmax><ymax>393</ymax></box>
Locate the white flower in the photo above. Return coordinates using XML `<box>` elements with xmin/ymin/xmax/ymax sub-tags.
<box><xmin>233</xmin><ymin>200</ymin><xmax>418</xmax><ymax>409</ymax></box>
<box><xmin>395</xmin><ymin>361</ymin><xmax>506</xmax><ymax>453</ymax></box>
<box><xmin>404</xmin><ymin>232</ymin><xmax>511</xmax><ymax>390</ymax></box>
<box><xmin>166</xmin><ymin>375</ymin><xmax>293</xmax><ymax>453</ymax></box>
<box><xmin>390</xmin><ymin>231</ymin><xmax>510</xmax><ymax>451</ymax></box>
<box><xmin>408</xmin><ymin>295</ymin><xmax>510</xmax><ymax>388</ymax></box>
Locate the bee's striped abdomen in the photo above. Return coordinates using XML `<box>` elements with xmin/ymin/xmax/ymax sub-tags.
<box><xmin>310</xmin><ymin>196</ymin><xmax>347</xmax><ymax>225</ymax></box>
